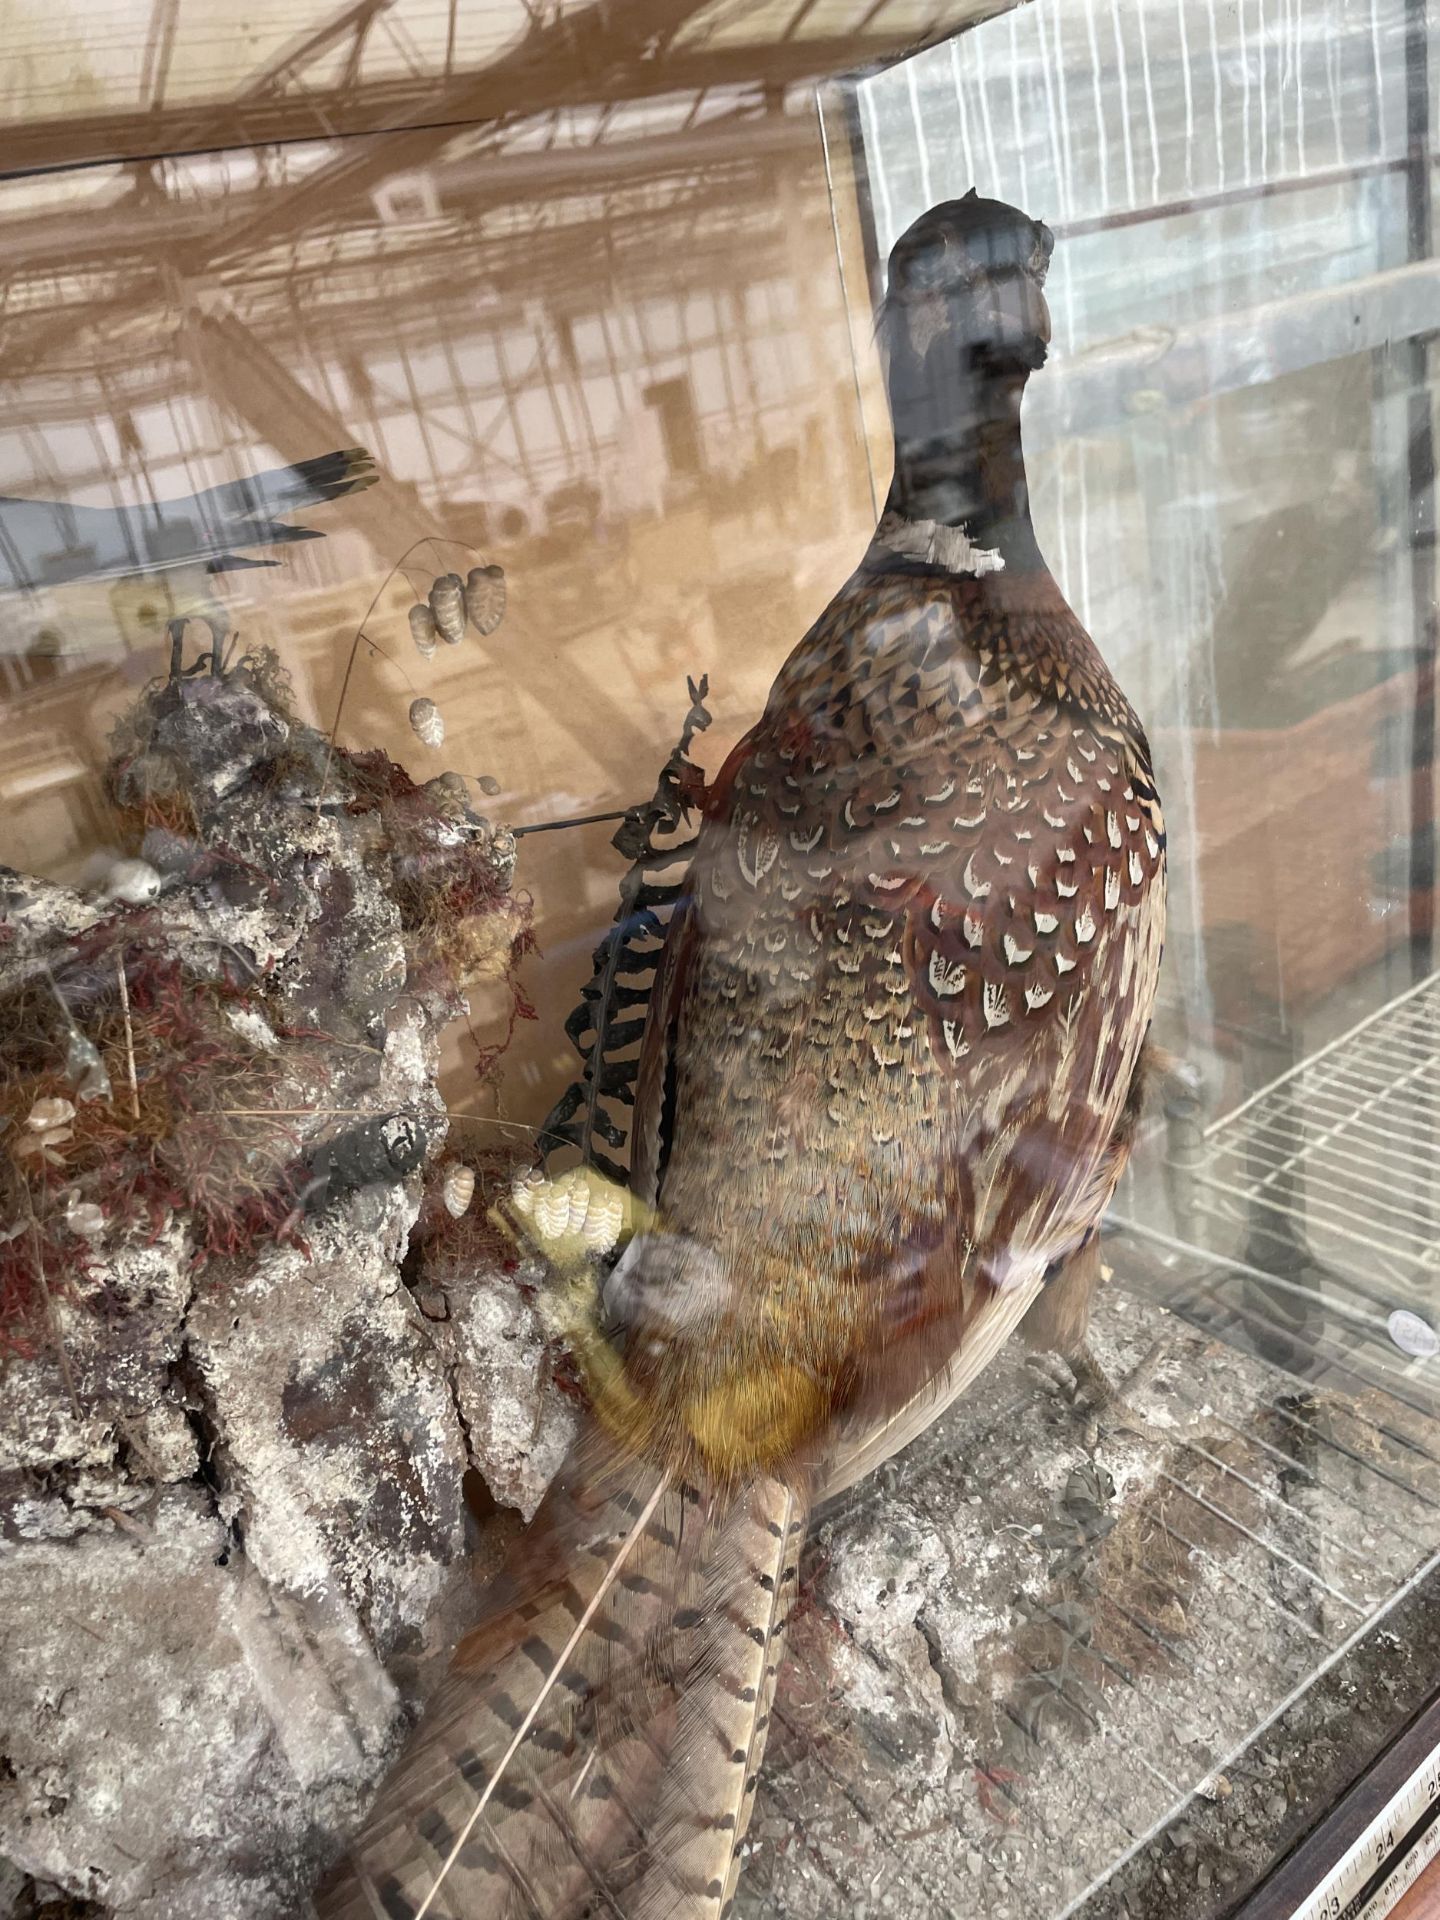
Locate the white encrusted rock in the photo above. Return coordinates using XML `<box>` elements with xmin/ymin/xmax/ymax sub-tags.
<box><xmin>0</xmin><ymin>653</ymin><xmax>552</xmax><ymax>1918</ymax></box>
<box><xmin>451</xmin><ymin>1282</ymin><xmax>580</xmax><ymax>1523</ymax></box>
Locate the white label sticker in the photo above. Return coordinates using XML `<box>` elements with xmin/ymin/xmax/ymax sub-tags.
<box><xmin>1388</xmin><ymin>1310</ymin><xmax>1440</xmax><ymax>1360</ymax></box>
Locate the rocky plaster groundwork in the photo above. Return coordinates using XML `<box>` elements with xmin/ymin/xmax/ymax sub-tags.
<box><xmin>734</xmin><ymin>1288</ymin><xmax>1440</xmax><ymax>1920</ymax></box>
<box><xmin>0</xmin><ymin>653</ymin><xmax>573</xmax><ymax>1920</ymax></box>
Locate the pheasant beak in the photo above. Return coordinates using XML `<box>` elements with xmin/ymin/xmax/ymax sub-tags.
<box><xmin>904</xmin><ymin>269</ymin><xmax>1050</xmax><ymax>376</ymax></box>
<box><xmin>982</xmin><ymin>267</ymin><xmax>1052</xmax><ymax>369</ymax></box>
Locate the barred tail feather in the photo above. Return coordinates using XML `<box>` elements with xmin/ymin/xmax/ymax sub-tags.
<box><xmin>417</xmin><ymin>1471</ymin><xmax>671</xmax><ymax>1918</ymax></box>
<box><xmin>316</xmin><ymin>1422</ymin><xmax>809</xmax><ymax>1920</ymax></box>
<box><xmin>634</xmin><ymin>1478</ymin><xmax>808</xmax><ymax>1920</ymax></box>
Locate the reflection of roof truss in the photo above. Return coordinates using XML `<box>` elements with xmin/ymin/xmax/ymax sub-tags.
<box><xmin>1</xmin><ymin>92</ymin><xmax>806</xmax><ymax>273</ymax></box>
<box><xmin>8</xmin><ymin>173</ymin><xmax>799</xmax><ymax>404</ymax></box>
<box><xmin>0</xmin><ymin>88</ymin><xmax>817</xmax><ymax>376</ymax></box>
<box><xmin>1</xmin><ymin>0</ymin><xmax>1022</xmax><ymax>383</ymax></box>
<box><xmin>4</xmin><ymin>0</ymin><xmax>1004</xmax><ymax>177</ymax></box>
<box><xmin>12</xmin><ymin>0</ymin><xmax>417</xmax><ymax>176</ymax></box>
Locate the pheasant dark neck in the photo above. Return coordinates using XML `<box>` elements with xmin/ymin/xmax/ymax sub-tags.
<box><xmin>885</xmin><ymin>361</ymin><xmax>1043</xmax><ymax>573</ymax></box>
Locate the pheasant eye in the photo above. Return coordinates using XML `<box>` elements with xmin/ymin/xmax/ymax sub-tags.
<box><xmin>905</xmin><ymin>242</ymin><xmax>952</xmax><ymax>292</ymax></box>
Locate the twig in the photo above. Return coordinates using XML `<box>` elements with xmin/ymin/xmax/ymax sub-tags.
<box><xmin>513</xmin><ymin>809</ymin><xmax>630</xmax><ymax>839</ymax></box>
<box><xmin>101</xmin><ymin>1504</ymin><xmax>155</xmax><ymax>1541</ymax></box>
<box><xmin>215</xmin><ymin>1104</ymin><xmax>540</xmax><ymax>1137</ymax></box>
<box><xmin>116</xmin><ymin>951</ymin><xmax>140</xmax><ymax>1119</ymax></box>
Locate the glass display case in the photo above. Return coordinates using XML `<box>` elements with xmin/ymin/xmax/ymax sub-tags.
<box><xmin>1</xmin><ymin>2</ymin><xmax>1437</xmax><ymax>1917</ymax></box>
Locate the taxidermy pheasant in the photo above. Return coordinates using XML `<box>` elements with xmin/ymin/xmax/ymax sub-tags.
<box><xmin>317</xmin><ymin>191</ymin><xmax>1165</xmax><ymax>1920</ymax></box>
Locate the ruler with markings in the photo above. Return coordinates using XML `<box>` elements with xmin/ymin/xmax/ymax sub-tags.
<box><xmin>1354</xmin><ymin>1811</ymin><xmax>1440</xmax><ymax>1920</ymax></box>
<box><xmin>1235</xmin><ymin>1687</ymin><xmax>1440</xmax><ymax>1920</ymax></box>
<box><xmin>1291</xmin><ymin>1737</ymin><xmax>1440</xmax><ymax>1920</ymax></box>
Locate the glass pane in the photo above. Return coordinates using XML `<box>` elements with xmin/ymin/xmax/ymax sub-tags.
<box><xmin>1</xmin><ymin>0</ymin><xmax>1437</xmax><ymax>1916</ymax></box>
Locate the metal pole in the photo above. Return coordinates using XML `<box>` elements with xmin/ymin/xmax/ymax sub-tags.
<box><xmin>1404</xmin><ymin>0</ymin><xmax>1437</xmax><ymax>974</ymax></box>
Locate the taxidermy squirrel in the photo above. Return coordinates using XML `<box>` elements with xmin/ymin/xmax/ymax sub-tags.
<box><xmin>316</xmin><ymin>189</ymin><xmax>1166</xmax><ymax>1920</ymax></box>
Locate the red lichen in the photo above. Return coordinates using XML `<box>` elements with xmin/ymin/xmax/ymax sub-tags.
<box><xmin>0</xmin><ymin>934</ymin><xmax>317</xmax><ymax>1350</ymax></box>
<box><xmin>5</xmin><ymin>659</ymin><xmax>533</xmax><ymax>1352</ymax></box>
<box><xmin>338</xmin><ymin>743</ymin><xmax>536</xmax><ymax>1037</ymax></box>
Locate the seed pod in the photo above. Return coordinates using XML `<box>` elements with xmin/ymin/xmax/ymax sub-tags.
<box><xmin>581</xmin><ymin>1182</ymin><xmax>626</xmax><ymax>1254</ymax></box>
<box><xmin>560</xmin><ymin>1167</ymin><xmax>625</xmax><ymax>1253</ymax></box>
<box><xmin>429</xmin><ymin>573</ymin><xmax>466</xmax><ymax>646</ymax></box>
<box><xmin>442</xmin><ymin>1163</ymin><xmax>475</xmax><ymax>1218</ymax></box>
<box><xmin>566</xmin><ymin>1180</ymin><xmax>591</xmax><ymax>1235</ymax></box>
<box><xmin>14</xmin><ymin>1130</ymin><xmax>70</xmax><ymax>1164</ymax></box>
<box><xmin>534</xmin><ymin>1182</ymin><xmax>568</xmax><ymax>1242</ymax></box>
<box><xmin>464</xmin><ymin>564</ymin><xmax>507</xmax><ymax>637</ymax></box>
<box><xmin>477</xmin><ymin>774</ymin><xmax>501</xmax><ymax>796</ymax></box>
<box><xmin>65</xmin><ymin>1199</ymin><xmax>106</xmax><ymax>1238</ymax></box>
<box><xmin>510</xmin><ymin>1166</ymin><xmax>626</xmax><ymax>1254</ymax></box>
<box><xmin>408</xmin><ymin>603</ymin><xmax>438</xmax><ymax>658</ymax></box>
<box><xmin>421</xmin><ymin>772</ymin><xmax>471</xmax><ymax>818</ymax></box>
<box><xmin>409</xmin><ymin>698</ymin><xmax>444</xmax><ymax>748</ymax></box>
<box><xmin>65</xmin><ymin>1029</ymin><xmax>111</xmax><ymax>1104</ymax></box>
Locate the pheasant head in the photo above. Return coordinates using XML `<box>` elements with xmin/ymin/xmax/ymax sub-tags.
<box><xmin>880</xmin><ymin>190</ymin><xmax>1055</xmax><ymax>561</ymax></box>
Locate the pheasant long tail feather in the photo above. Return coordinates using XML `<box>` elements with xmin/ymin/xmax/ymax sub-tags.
<box><xmin>317</xmin><ymin>1429</ymin><xmax>809</xmax><ymax>1920</ymax></box>
<box><xmin>415</xmin><ymin>1471</ymin><xmax>672</xmax><ymax>1919</ymax></box>
<box><xmin>316</xmin><ymin>1433</ymin><xmax>679</xmax><ymax>1920</ymax></box>
<box><xmin>633</xmin><ymin>1475</ymin><xmax>809</xmax><ymax>1919</ymax></box>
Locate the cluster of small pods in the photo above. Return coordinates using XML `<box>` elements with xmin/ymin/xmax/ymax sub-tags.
<box><xmin>407</xmin><ymin>565</ymin><xmax>506</xmax><ymax>659</ymax></box>
<box><xmin>510</xmin><ymin>1164</ymin><xmax>626</xmax><ymax>1254</ymax></box>
<box><xmin>406</xmin><ymin>562</ymin><xmax>508</xmax><ymax>750</ymax></box>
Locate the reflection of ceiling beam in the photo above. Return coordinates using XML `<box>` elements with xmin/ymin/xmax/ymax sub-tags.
<box><xmin>3</xmin><ymin>165</ymin><xmax>804</xmax><ymax>424</ymax></box>
<box><xmin>3</xmin><ymin>213</ymin><xmax>800</xmax><ymax>403</ymax></box>
<box><xmin>178</xmin><ymin>307</ymin><xmax>449</xmax><ymax>552</ymax></box>
<box><xmin>7</xmin><ymin>0</ymin><xmax>963</xmax><ymax>377</ymax></box>
<box><xmin>177</xmin><ymin>0</ymin><xmax>763</xmax><ymax>266</ymax></box>
<box><xmin>0</xmin><ymin>128</ymin><xmax>814</xmax><ymax>399</ymax></box>
<box><xmin>139</xmin><ymin>0</ymin><xmax>182</xmax><ymax>111</ymax></box>
<box><xmin>241</xmin><ymin>0</ymin><xmax>394</xmax><ymax>102</ymax></box>
<box><xmin>0</xmin><ymin>104</ymin><xmax>810</xmax><ymax>272</ymax></box>
<box><xmin>6</xmin><ymin>0</ymin><xmax>709</xmax><ymax>179</ymax></box>
<box><xmin>1</xmin><ymin>0</ymin><xmax>984</xmax><ymax>185</ymax></box>
<box><xmin>4</xmin><ymin>74</ymin><xmax>451</xmax><ymax>178</ymax></box>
